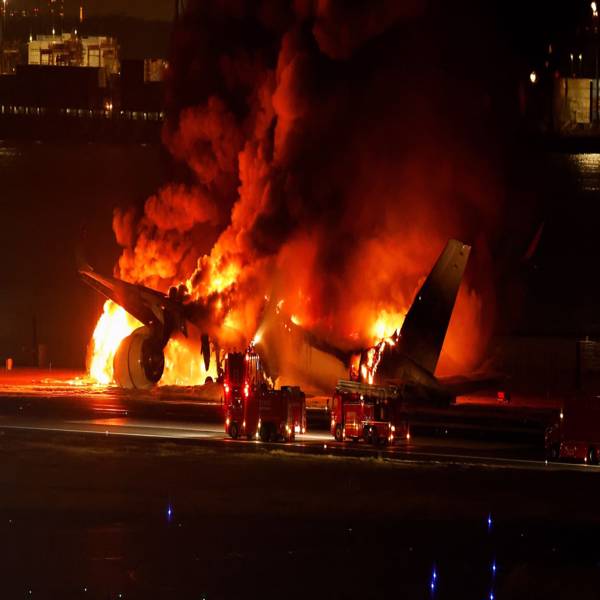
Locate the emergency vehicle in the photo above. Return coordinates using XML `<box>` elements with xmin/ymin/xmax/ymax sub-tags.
<box><xmin>330</xmin><ymin>379</ymin><xmax>409</xmax><ymax>445</ymax></box>
<box><xmin>545</xmin><ymin>394</ymin><xmax>600</xmax><ymax>464</ymax></box>
<box><xmin>223</xmin><ymin>350</ymin><xmax>306</xmax><ymax>442</ymax></box>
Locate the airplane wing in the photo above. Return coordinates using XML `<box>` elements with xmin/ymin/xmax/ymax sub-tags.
<box><xmin>79</xmin><ymin>267</ymin><xmax>172</xmax><ymax>328</ymax></box>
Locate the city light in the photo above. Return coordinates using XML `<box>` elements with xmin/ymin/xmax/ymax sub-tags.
<box><xmin>593</xmin><ymin>2</ymin><xmax>599</xmax><ymax>18</ymax></box>
<box><xmin>530</xmin><ymin>71</ymin><xmax>537</xmax><ymax>84</ymax></box>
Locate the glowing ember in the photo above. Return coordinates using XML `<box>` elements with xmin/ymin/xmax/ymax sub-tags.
<box><xmin>88</xmin><ymin>300</ymin><xmax>141</xmax><ymax>384</ymax></box>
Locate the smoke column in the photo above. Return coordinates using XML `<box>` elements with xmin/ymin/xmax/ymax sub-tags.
<box><xmin>111</xmin><ymin>0</ymin><xmax>526</xmax><ymax>376</ymax></box>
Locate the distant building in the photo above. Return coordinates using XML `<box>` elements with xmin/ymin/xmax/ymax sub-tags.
<box><xmin>144</xmin><ymin>58</ymin><xmax>168</xmax><ymax>83</ymax></box>
<box><xmin>0</xmin><ymin>43</ymin><xmax>21</xmax><ymax>75</ymax></box>
<box><xmin>120</xmin><ymin>59</ymin><xmax>166</xmax><ymax>113</ymax></box>
<box><xmin>0</xmin><ymin>34</ymin><xmax>165</xmax><ymax>123</ymax></box>
<box><xmin>28</xmin><ymin>34</ymin><xmax>119</xmax><ymax>75</ymax></box>
<box><xmin>553</xmin><ymin>77</ymin><xmax>600</xmax><ymax>132</ymax></box>
<box><xmin>12</xmin><ymin>64</ymin><xmax>108</xmax><ymax>109</ymax></box>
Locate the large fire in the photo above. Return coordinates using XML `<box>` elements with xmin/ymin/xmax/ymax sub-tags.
<box><xmin>162</xmin><ymin>337</ymin><xmax>219</xmax><ymax>386</ymax></box>
<box><xmin>85</xmin><ymin>2</ymin><xmax>500</xmax><ymax>385</ymax></box>
<box><xmin>88</xmin><ymin>299</ymin><xmax>220</xmax><ymax>386</ymax></box>
<box><xmin>370</xmin><ymin>310</ymin><xmax>405</xmax><ymax>341</ymax></box>
<box><xmin>88</xmin><ymin>297</ymin><xmax>403</xmax><ymax>387</ymax></box>
<box><xmin>88</xmin><ymin>301</ymin><xmax>140</xmax><ymax>384</ymax></box>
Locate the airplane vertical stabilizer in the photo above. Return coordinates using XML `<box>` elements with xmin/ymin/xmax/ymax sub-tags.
<box><xmin>395</xmin><ymin>239</ymin><xmax>471</xmax><ymax>374</ymax></box>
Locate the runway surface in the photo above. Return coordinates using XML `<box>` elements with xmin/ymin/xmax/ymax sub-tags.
<box><xmin>0</xmin><ymin>370</ymin><xmax>598</xmax><ymax>599</ymax></box>
<box><xmin>0</xmin><ymin>367</ymin><xmax>577</xmax><ymax>473</ymax></box>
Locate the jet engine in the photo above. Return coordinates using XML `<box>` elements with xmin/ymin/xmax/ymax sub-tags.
<box><xmin>113</xmin><ymin>326</ymin><xmax>165</xmax><ymax>389</ymax></box>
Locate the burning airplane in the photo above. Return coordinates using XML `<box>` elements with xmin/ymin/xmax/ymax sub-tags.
<box><xmin>80</xmin><ymin>264</ymin><xmax>219</xmax><ymax>389</ymax></box>
<box><xmin>81</xmin><ymin>239</ymin><xmax>472</xmax><ymax>404</ymax></box>
<box><xmin>79</xmin><ymin>2</ymin><xmax>505</xmax><ymax>394</ymax></box>
<box><xmin>251</xmin><ymin>238</ymin><xmax>474</xmax><ymax>403</ymax></box>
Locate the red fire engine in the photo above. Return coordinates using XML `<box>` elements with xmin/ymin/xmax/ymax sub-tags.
<box><xmin>545</xmin><ymin>394</ymin><xmax>600</xmax><ymax>464</ymax></box>
<box><xmin>330</xmin><ymin>379</ymin><xmax>409</xmax><ymax>445</ymax></box>
<box><xmin>223</xmin><ymin>350</ymin><xmax>306</xmax><ymax>442</ymax></box>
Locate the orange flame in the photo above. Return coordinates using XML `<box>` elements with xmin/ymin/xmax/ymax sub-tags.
<box><xmin>161</xmin><ymin>337</ymin><xmax>219</xmax><ymax>386</ymax></box>
<box><xmin>88</xmin><ymin>299</ymin><xmax>221</xmax><ymax>387</ymax></box>
<box><xmin>88</xmin><ymin>300</ymin><xmax>141</xmax><ymax>384</ymax></box>
<box><xmin>370</xmin><ymin>308</ymin><xmax>405</xmax><ymax>343</ymax></box>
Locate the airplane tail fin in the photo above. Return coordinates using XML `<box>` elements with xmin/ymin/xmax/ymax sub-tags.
<box><xmin>396</xmin><ymin>239</ymin><xmax>471</xmax><ymax>374</ymax></box>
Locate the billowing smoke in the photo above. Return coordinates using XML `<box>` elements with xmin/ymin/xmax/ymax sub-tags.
<box><xmin>112</xmin><ymin>0</ymin><xmax>517</xmax><ymax>377</ymax></box>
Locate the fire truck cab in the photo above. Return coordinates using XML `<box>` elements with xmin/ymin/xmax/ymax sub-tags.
<box><xmin>330</xmin><ymin>379</ymin><xmax>409</xmax><ymax>445</ymax></box>
<box><xmin>223</xmin><ymin>350</ymin><xmax>306</xmax><ymax>442</ymax></box>
<box><xmin>545</xmin><ymin>394</ymin><xmax>600</xmax><ymax>464</ymax></box>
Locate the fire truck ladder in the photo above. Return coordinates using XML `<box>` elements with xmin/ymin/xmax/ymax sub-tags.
<box><xmin>336</xmin><ymin>379</ymin><xmax>399</xmax><ymax>400</ymax></box>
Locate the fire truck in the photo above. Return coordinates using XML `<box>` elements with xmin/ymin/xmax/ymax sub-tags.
<box><xmin>330</xmin><ymin>379</ymin><xmax>409</xmax><ymax>445</ymax></box>
<box><xmin>545</xmin><ymin>340</ymin><xmax>600</xmax><ymax>464</ymax></box>
<box><xmin>545</xmin><ymin>394</ymin><xmax>600</xmax><ymax>464</ymax></box>
<box><xmin>223</xmin><ymin>350</ymin><xmax>306</xmax><ymax>442</ymax></box>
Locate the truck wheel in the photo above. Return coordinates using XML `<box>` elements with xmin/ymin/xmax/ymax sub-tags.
<box><xmin>546</xmin><ymin>443</ymin><xmax>559</xmax><ymax>461</ymax></box>
<box><xmin>259</xmin><ymin>424</ymin><xmax>270</xmax><ymax>443</ymax></box>
<box><xmin>588</xmin><ymin>447</ymin><xmax>598</xmax><ymax>465</ymax></box>
<box><xmin>334</xmin><ymin>424</ymin><xmax>344</xmax><ymax>442</ymax></box>
<box><xmin>371</xmin><ymin>427</ymin><xmax>379</xmax><ymax>446</ymax></box>
<box><xmin>229</xmin><ymin>422</ymin><xmax>239</xmax><ymax>440</ymax></box>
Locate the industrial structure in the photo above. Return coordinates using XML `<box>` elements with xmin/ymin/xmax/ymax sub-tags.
<box><xmin>27</xmin><ymin>34</ymin><xmax>119</xmax><ymax>74</ymax></box>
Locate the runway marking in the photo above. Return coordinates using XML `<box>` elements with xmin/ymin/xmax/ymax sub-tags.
<box><xmin>0</xmin><ymin>419</ymin><xmax>595</xmax><ymax>474</ymax></box>
<box><xmin>72</xmin><ymin>419</ymin><xmax>223</xmax><ymax>434</ymax></box>
<box><xmin>0</xmin><ymin>423</ymin><xmax>210</xmax><ymax>439</ymax></box>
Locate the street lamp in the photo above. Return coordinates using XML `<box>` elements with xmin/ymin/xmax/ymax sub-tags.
<box><xmin>570</xmin><ymin>52</ymin><xmax>575</xmax><ymax>77</ymax></box>
<box><xmin>593</xmin><ymin>2</ymin><xmax>599</xmax><ymax>18</ymax></box>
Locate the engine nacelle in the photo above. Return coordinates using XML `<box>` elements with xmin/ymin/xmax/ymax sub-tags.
<box><xmin>113</xmin><ymin>326</ymin><xmax>165</xmax><ymax>389</ymax></box>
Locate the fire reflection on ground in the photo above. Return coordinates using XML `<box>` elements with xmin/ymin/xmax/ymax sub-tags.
<box><xmin>0</xmin><ymin>368</ymin><xmax>223</xmax><ymax>406</ymax></box>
